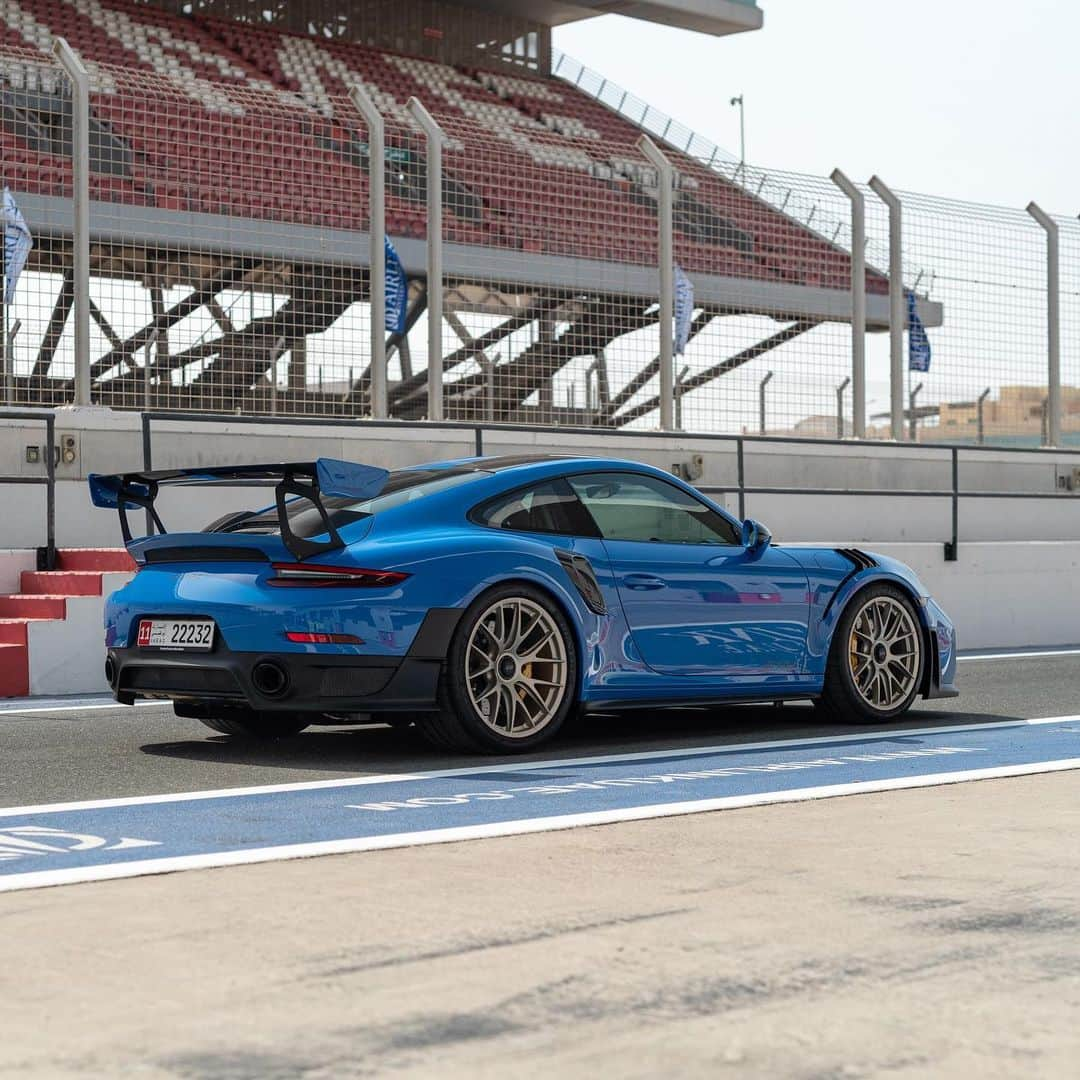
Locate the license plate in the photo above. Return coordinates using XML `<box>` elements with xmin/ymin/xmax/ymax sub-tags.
<box><xmin>137</xmin><ymin>618</ymin><xmax>215</xmax><ymax>651</ymax></box>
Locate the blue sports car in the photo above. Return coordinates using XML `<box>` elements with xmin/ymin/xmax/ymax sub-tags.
<box><xmin>90</xmin><ymin>454</ymin><xmax>957</xmax><ymax>752</ymax></box>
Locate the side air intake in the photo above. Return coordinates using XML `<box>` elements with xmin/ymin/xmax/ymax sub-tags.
<box><xmin>836</xmin><ymin>548</ymin><xmax>877</xmax><ymax>571</ymax></box>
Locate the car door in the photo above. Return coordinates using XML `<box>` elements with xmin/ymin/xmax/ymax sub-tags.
<box><xmin>566</xmin><ymin>472</ymin><xmax>810</xmax><ymax>678</ymax></box>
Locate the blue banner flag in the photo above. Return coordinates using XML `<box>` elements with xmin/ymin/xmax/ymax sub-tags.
<box><xmin>3</xmin><ymin>186</ymin><xmax>33</xmax><ymax>306</ymax></box>
<box><xmin>674</xmin><ymin>264</ymin><xmax>694</xmax><ymax>356</ymax></box>
<box><xmin>384</xmin><ymin>236</ymin><xmax>407</xmax><ymax>335</ymax></box>
<box><xmin>907</xmin><ymin>292</ymin><xmax>931</xmax><ymax>372</ymax></box>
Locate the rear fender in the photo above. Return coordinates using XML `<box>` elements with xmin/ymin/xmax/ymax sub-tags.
<box><xmin>452</xmin><ymin>556</ymin><xmax>597</xmax><ymax>699</ymax></box>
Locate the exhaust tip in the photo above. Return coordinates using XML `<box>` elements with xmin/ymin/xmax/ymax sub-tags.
<box><xmin>251</xmin><ymin>659</ymin><xmax>289</xmax><ymax>698</ymax></box>
<box><xmin>104</xmin><ymin>656</ymin><xmax>117</xmax><ymax>685</ymax></box>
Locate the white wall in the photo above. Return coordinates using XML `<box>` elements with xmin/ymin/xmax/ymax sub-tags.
<box><xmin>27</xmin><ymin>572</ymin><xmax>134</xmax><ymax>695</ymax></box>
<box><xmin>0</xmin><ymin>550</ymin><xmax>36</xmax><ymax>592</ymax></box>
<box><xmin>797</xmin><ymin>542</ymin><xmax>1080</xmax><ymax>651</ymax></box>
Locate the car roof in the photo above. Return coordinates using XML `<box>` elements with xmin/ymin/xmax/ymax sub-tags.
<box><xmin>402</xmin><ymin>454</ymin><xmax>574</xmax><ymax>473</ymax></box>
<box><xmin>404</xmin><ymin>454</ymin><xmax>677</xmax><ymax>477</ymax></box>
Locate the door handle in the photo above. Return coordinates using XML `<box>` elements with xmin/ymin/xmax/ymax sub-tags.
<box><xmin>623</xmin><ymin>574</ymin><xmax>666</xmax><ymax>591</ymax></box>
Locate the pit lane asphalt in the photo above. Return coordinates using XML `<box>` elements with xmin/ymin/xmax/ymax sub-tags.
<box><xmin>2</xmin><ymin>652</ymin><xmax>1077</xmax><ymax>808</ymax></box>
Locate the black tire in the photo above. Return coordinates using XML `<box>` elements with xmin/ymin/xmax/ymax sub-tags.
<box><xmin>819</xmin><ymin>583</ymin><xmax>925</xmax><ymax>723</ymax></box>
<box><xmin>415</xmin><ymin>583</ymin><xmax>578</xmax><ymax>754</ymax></box>
<box><xmin>174</xmin><ymin>704</ymin><xmax>309</xmax><ymax>739</ymax></box>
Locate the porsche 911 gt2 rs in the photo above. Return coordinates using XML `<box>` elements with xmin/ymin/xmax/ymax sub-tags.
<box><xmin>90</xmin><ymin>454</ymin><xmax>957</xmax><ymax>752</ymax></box>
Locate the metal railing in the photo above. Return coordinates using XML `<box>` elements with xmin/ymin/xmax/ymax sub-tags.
<box><xmin>139</xmin><ymin>411</ymin><xmax>1080</xmax><ymax>561</ymax></box>
<box><xmin>2</xmin><ymin>33</ymin><xmax>1075</xmax><ymax>445</ymax></box>
<box><xmin>0</xmin><ymin>409</ymin><xmax>55</xmax><ymax>569</ymax></box>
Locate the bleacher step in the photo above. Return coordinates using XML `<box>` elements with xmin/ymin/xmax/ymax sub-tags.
<box><xmin>56</xmin><ymin>549</ymin><xmax>136</xmax><ymax>573</ymax></box>
<box><xmin>0</xmin><ymin>643</ymin><xmax>29</xmax><ymax>697</ymax></box>
<box><xmin>0</xmin><ymin>595</ymin><xmax>68</xmax><ymax>619</ymax></box>
<box><xmin>21</xmin><ymin>571</ymin><xmax>105</xmax><ymax>596</ymax></box>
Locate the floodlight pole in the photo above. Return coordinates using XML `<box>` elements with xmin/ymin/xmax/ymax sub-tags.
<box><xmin>830</xmin><ymin>169</ymin><xmax>866</xmax><ymax>439</ymax></box>
<box><xmin>730</xmin><ymin>95</ymin><xmax>745</xmax><ymax>164</ymax></box>
<box><xmin>868</xmin><ymin>175</ymin><xmax>904</xmax><ymax>441</ymax></box>
<box><xmin>637</xmin><ymin>134</ymin><xmax>675</xmax><ymax>431</ymax></box>
<box><xmin>53</xmin><ymin>37</ymin><xmax>91</xmax><ymax>407</ymax></box>
<box><xmin>1026</xmin><ymin>202</ymin><xmax>1060</xmax><ymax>447</ymax></box>
<box><xmin>349</xmin><ymin>83</ymin><xmax>387</xmax><ymax>419</ymax></box>
<box><xmin>406</xmin><ymin>97</ymin><xmax>446</xmax><ymax>422</ymax></box>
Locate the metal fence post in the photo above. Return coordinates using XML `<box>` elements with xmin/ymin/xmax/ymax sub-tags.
<box><xmin>637</xmin><ymin>135</ymin><xmax>674</xmax><ymax>431</ymax></box>
<box><xmin>909</xmin><ymin>381</ymin><xmax>923</xmax><ymax>442</ymax></box>
<box><xmin>3</xmin><ymin>318</ymin><xmax>20</xmax><ymax>405</ymax></box>
<box><xmin>406</xmin><ymin>97</ymin><xmax>445</xmax><ymax>422</ymax></box>
<box><xmin>836</xmin><ymin>376</ymin><xmax>850</xmax><ymax>438</ymax></box>
<box><xmin>52</xmin><ymin>38</ymin><xmax>91</xmax><ymax>408</ymax></box>
<box><xmin>868</xmin><ymin>175</ymin><xmax>904</xmax><ymax>441</ymax></box>
<box><xmin>269</xmin><ymin>335</ymin><xmax>285</xmax><ymax>417</ymax></box>
<box><xmin>977</xmin><ymin>387</ymin><xmax>991</xmax><ymax>445</ymax></box>
<box><xmin>758</xmin><ymin>370</ymin><xmax>773</xmax><ymax>434</ymax></box>
<box><xmin>830</xmin><ymin>169</ymin><xmax>866</xmax><ymax>439</ymax></box>
<box><xmin>348</xmin><ymin>83</ymin><xmax>387</xmax><ymax>419</ymax></box>
<box><xmin>1026</xmin><ymin>202</ymin><xmax>1060</xmax><ymax>447</ymax></box>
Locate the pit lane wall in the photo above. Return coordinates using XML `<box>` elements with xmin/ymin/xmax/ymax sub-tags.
<box><xmin>1</xmin><ymin>412</ymin><xmax>1077</xmax><ymax>679</ymax></box>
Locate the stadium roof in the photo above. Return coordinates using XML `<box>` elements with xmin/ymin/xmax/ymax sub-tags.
<box><xmin>469</xmin><ymin>0</ymin><xmax>763</xmax><ymax>37</ymax></box>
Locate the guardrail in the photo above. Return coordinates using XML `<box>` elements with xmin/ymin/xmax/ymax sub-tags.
<box><xmin>139</xmin><ymin>411</ymin><xmax>1080</xmax><ymax>561</ymax></box>
<box><xmin>0</xmin><ymin>409</ymin><xmax>56</xmax><ymax>569</ymax></box>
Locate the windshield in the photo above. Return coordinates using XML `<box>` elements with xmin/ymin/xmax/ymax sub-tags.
<box><xmin>206</xmin><ymin>468</ymin><xmax>488</xmax><ymax>540</ymax></box>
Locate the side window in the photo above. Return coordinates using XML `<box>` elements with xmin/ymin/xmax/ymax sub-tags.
<box><xmin>474</xmin><ymin>479</ymin><xmax>599</xmax><ymax>537</ymax></box>
<box><xmin>566</xmin><ymin>473</ymin><xmax>739</xmax><ymax>546</ymax></box>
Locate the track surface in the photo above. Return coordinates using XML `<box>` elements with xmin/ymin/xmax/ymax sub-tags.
<box><xmin>1</xmin><ymin>652</ymin><xmax>1079</xmax><ymax>1078</ymax></box>
<box><xmin>2</xmin><ymin>652</ymin><xmax>1077</xmax><ymax>807</ymax></box>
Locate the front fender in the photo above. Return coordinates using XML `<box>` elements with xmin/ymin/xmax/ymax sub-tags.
<box><xmin>814</xmin><ymin>567</ymin><xmax>957</xmax><ymax>699</ymax></box>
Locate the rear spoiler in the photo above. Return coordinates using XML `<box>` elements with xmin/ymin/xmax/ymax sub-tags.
<box><xmin>88</xmin><ymin>459</ymin><xmax>389</xmax><ymax>560</ymax></box>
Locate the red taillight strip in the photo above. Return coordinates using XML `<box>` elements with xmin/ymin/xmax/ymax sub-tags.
<box><xmin>268</xmin><ymin>563</ymin><xmax>409</xmax><ymax>588</ymax></box>
<box><xmin>285</xmin><ymin>631</ymin><xmax>363</xmax><ymax>645</ymax></box>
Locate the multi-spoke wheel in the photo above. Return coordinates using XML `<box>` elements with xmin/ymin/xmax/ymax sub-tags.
<box><xmin>417</xmin><ymin>584</ymin><xmax>577</xmax><ymax>753</ymax></box>
<box><xmin>819</xmin><ymin>584</ymin><xmax>925</xmax><ymax>722</ymax></box>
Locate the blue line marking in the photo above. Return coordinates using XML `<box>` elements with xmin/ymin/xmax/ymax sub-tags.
<box><xmin>2</xmin><ymin>719</ymin><xmax>1079</xmax><ymax>891</ymax></box>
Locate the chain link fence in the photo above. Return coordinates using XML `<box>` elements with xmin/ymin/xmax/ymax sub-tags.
<box><xmin>0</xmin><ymin>3</ymin><xmax>1074</xmax><ymax>447</ymax></box>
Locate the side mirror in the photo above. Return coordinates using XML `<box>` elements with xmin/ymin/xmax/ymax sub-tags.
<box><xmin>741</xmin><ymin>518</ymin><xmax>772</xmax><ymax>552</ymax></box>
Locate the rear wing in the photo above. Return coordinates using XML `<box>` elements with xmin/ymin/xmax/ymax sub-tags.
<box><xmin>88</xmin><ymin>459</ymin><xmax>389</xmax><ymax>560</ymax></box>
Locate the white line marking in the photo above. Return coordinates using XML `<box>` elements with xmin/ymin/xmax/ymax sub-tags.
<box><xmin>2</xmin><ymin>757</ymin><xmax>1078</xmax><ymax>894</ymax></box>
<box><xmin>959</xmin><ymin>648</ymin><xmax>1080</xmax><ymax>662</ymax></box>
<box><xmin>1</xmin><ymin>714</ymin><xmax>1077</xmax><ymax>819</ymax></box>
<box><xmin>0</xmin><ymin>699</ymin><xmax>163</xmax><ymax>717</ymax></box>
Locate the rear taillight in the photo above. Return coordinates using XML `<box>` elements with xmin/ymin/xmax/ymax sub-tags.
<box><xmin>285</xmin><ymin>631</ymin><xmax>363</xmax><ymax>645</ymax></box>
<box><xmin>268</xmin><ymin>563</ymin><xmax>410</xmax><ymax>588</ymax></box>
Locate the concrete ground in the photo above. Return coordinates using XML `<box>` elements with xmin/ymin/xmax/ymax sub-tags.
<box><xmin>1</xmin><ymin>653</ymin><xmax>1078</xmax><ymax>1078</ymax></box>
<box><xmin>0</xmin><ymin>773</ymin><xmax>1076</xmax><ymax>1078</ymax></box>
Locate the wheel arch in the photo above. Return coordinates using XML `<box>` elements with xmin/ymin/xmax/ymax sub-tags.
<box><xmin>455</xmin><ymin>574</ymin><xmax>589</xmax><ymax>701</ymax></box>
<box><xmin>830</xmin><ymin>574</ymin><xmax>935</xmax><ymax>697</ymax></box>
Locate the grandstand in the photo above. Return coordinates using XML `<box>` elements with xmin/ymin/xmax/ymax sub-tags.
<box><xmin>0</xmin><ymin>0</ymin><xmax>935</xmax><ymax>425</ymax></box>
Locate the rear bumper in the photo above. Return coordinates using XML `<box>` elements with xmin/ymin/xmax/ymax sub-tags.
<box><xmin>108</xmin><ymin>608</ymin><xmax>461</xmax><ymax>714</ymax></box>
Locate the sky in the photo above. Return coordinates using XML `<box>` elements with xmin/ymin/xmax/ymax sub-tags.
<box><xmin>553</xmin><ymin>0</ymin><xmax>1080</xmax><ymax>214</ymax></box>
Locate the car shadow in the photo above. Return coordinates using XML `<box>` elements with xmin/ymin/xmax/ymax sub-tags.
<box><xmin>139</xmin><ymin>701</ymin><xmax>1026</xmax><ymax>776</ymax></box>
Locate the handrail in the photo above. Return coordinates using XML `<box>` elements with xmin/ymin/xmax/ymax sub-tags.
<box><xmin>139</xmin><ymin>412</ymin><xmax>1080</xmax><ymax>562</ymax></box>
<box><xmin>0</xmin><ymin>409</ymin><xmax>56</xmax><ymax>569</ymax></box>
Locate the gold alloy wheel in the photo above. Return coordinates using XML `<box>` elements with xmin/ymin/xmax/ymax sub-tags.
<box><xmin>847</xmin><ymin>594</ymin><xmax>921</xmax><ymax>711</ymax></box>
<box><xmin>465</xmin><ymin>597</ymin><xmax>568</xmax><ymax>738</ymax></box>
